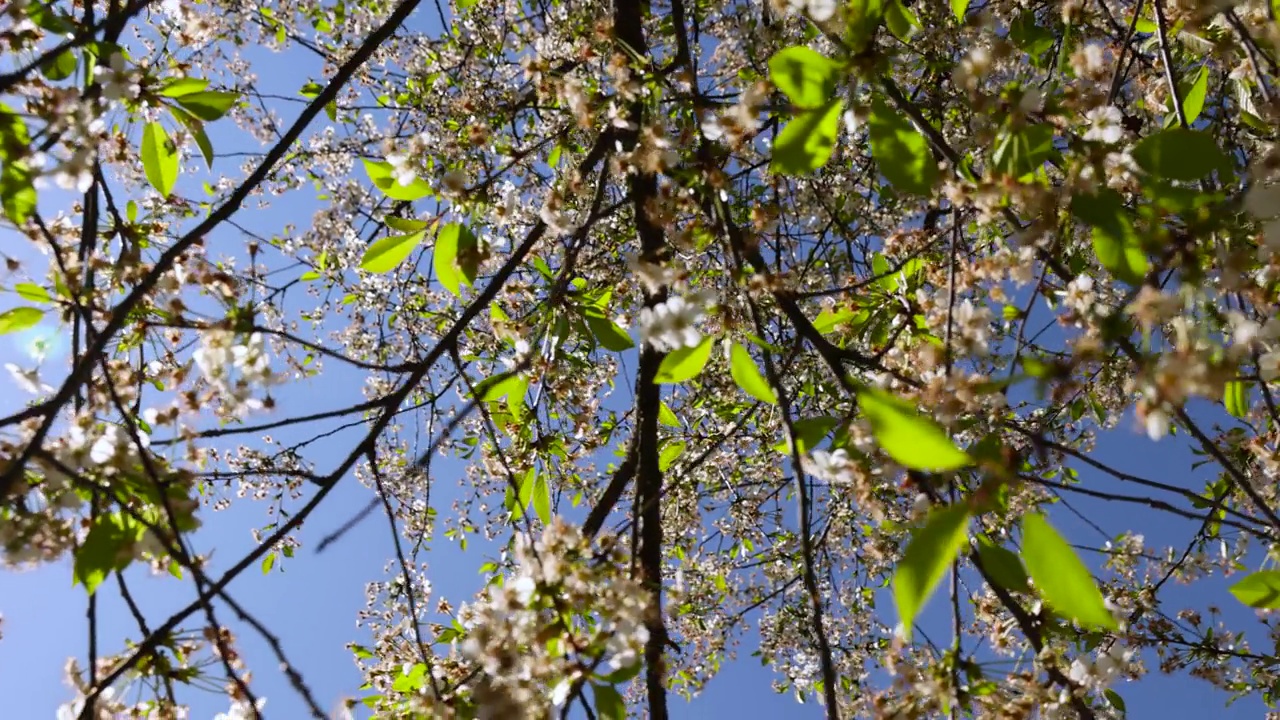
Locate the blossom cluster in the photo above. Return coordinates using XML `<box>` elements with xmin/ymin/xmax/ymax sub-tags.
<box><xmin>442</xmin><ymin>520</ymin><xmax>650</xmax><ymax>716</ymax></box>
<box><xmin>637</xmin><ymin>290</ymin><xmax>716</xmax><ymax>352</ymax></box>
<box><xmin>192</xmin><ymin>330</ymin><xmax>282</xmax><ymax>417</ymax></box>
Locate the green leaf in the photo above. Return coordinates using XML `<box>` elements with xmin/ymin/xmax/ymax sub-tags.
<box><xmin>951</xmin><ymin>0</ymin><xmax>970</xmax><ymax>20</ymax></box>
<box><xmin>1179</xmin><ymin>65</ymin><xmax>1209</xmax><ymax>124</ymax></box>
<box><xmin>1105</xmin><ymin>689</ymin><xmax>1127</xmax><ymax>715</ymax></box>
<box><xmin>0</xmin><ymin>160</ymin><xmax>36</xmax><ymax>225</ymax></box>
<box><xmin>975</xmin><ymin>536</ymin><xmax>1030</xmax><ymax>592</ymax></box>
<box><xmin>847</xmin><ymin>0</ymin><xmax>887</xmax><ymax>52</ymax></box>
<box><xmin>359</xmin><ymin>231</ymin><xmax>426</xmax><ymax>274</ymax></box>
<box><xmin>385</xmin><ymin>216</ymin><xmax>429</xmax><ymax>233</ymax></box>
<box><xmin>532</xmin><ymin>475</ymin><xmax>552</xmax><ymax>524</ymax></box>
<box><xmin>884</xmin><ymin>0</ymin><xmax>921</xmax><ymax>42</ymax></box>
<box><xmin>507</xmin><ymin>375</ymin><xmax>529</xmax><ymax>421</ymax></box>
<box><xmin>775</xmin><ymin>416</ymin><xmax>839</xmax><ymax>454</ymax></box>
<box><xmin>474</xmin><ymin>371</ymin><xmax>524</xmax><ymax>402</ymax></box>
<box><xmin>991</xmin><ymin>124</ymin><xmax>1056</xmax><ymax>178</ymax></box>
<box><xmin>1132</xmin><ymin>128</ymin><xmax>1228</xmax><ymax>182</ymax></box>
<box><xmin>363</xmin><ymin>159</ymin><xmax>433</xmax><ymax>201</ymax></box>
<box><xmin>813</xmin><ymin>306</ymin><xmax>855</xmax><ymax>334</ymax></box>
<box><xmin>141</xmin><ymin>122</ymin><xmax>179</xmax><ymax>198</ymax></box>
<box><xmin>13</xmin><ymin>283</ymin><xmax>49</xmax><ymax>304</ymax></box>
<box><xmin>729</xmin><ymin>343</ymin><xmax>778</xmax><ymax>404</ymax></box>
<box><xmin>0</xmin><ymin>306</ymin><xmax>43</xmax><ymax>334</ymax></box>
<box><xmin>858</xmin><ymin>386</ymin><xmax>971</xmax><ymax>471</ymax></box>
<box><xmin>160</xmin><ymin>77</ymin><xmax>211</xmax><ymax>97</ymax></box>
<box><xmin>894</xmin><ymin>503</ymin><xmax>971</xmax><ymax>639</ymax></box>
<box><xmin>587</xmin><ymin>315</ymin><xmax>635</xmax><ymax>351</ymax></box>
<box><xmin>73</xmin><ymin>513</ymin><xmax>137</xmax><ymax>595</ymax></box>
<box><xmin>41</xmin><ymin>50</ymin><xmax>77</xmax><ymax>81</ymax></box>
<box><xmin>771</xmin><ymin>99</ymin><xmax>843</xmax><ymax>176</ymax></box>
<box><xmin>659</xmin><ymin>401</ymin><xmax>680</xmax><ymax>428</ymax></box>
<box><xmin>592</xmin><ymin>684</ymin><xmax>627</xmax><ymax>720</ymax></box>
<box><xmin>173</xmin><ymin>91</ymin><xmax>239</xmax><ymax>121</ymax></box>
<box><xmin>655</xmin><ymin>337</ymin><xmax>714</xmax><ymax>384</ymax></box>
<box><xmin>1225</xmin><ymin>380</ymin><xmax>1250</xmax><ymax>418</ymax></box>
<box><xmin>659</xmin><ymin>440</ymin><xmax>685</xmax><ymax>472</ymax></box>
<box><xmin>514</xmin><ymin>467</ymin><xmax>537</xmax><ymax>520</ymax></box>
<box><xmin>1229</xmin><ymin>570</ymin><xmax>1280</xmax><ymax>609</ymax></box>
<box><xmin>768</xmin><ymin>47</ymin><xmax>839</xmax><ymax>111</ymax></box>
<box><xmin>190</xmin><ymin>123</ymin><xmax>214</xmax><ymax>170</ymax></box>
<box><xmin>868</xmin><ymin>98</ymin><xmax>938</xmax><ymax>196</ymax></box>
<box><xmin>434</xmin><ymin>223</ymin><xmax>479</xmax><ymax>297</ymax></box>
<box><xmin>262</xmin><ymin>552</ymin><xmax>276</xmax><ymax>574</ymax></box>
<box><xmin>1071</xmin><ymin>189</ymin><xmax>1148</xmax><ymax>285</ymax></box>
<box><xmin>1021</xmin><ymin>513</ymin><xmax>1118</xmax><ymax>630</ymax></box>
<box><xmin>164</xmin><ymin>106</ymin><xmax>213</xmax><ymax>170</ymax></box>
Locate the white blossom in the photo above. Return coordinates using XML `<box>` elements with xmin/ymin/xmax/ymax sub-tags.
<box><xmin>637</xmin><ymin>292</ymin><xmax>714</xmax><ymax>352</ymax></box>
<box><xmin>386</xmin><ymin>152</ymin><xmax>417</xmax><ymax>186</ymax></box>
<box><xmin>1082</xmin><ymin>106</ymin><xmax>1123</xmax><ymax>144</ymax></box>
<box><xmin>213</xmin><ymin>697</ymin><xmax>266</xmax><ymax>720</ymax></box>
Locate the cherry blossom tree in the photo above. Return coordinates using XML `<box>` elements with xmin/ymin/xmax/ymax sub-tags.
<box><xmin>3</xmin><ymin>0</ymin><xmax>1280</xmax><ymax>718</ymax></box>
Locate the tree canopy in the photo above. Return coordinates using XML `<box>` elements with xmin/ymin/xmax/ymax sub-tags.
<box><xmin>3</xmin><ymin>0</ymin><xmax>1280</xmax><ymax>717</ymax></box>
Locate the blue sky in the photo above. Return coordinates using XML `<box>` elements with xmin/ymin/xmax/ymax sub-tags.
<box><xmin>1</xmin><ymin>3</ymin><xmax>1277</xmax><ymax>719</ymax></box>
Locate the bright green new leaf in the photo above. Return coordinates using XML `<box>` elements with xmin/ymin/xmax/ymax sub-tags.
<box><xmin>858</xmin><ymin>386</ymin><xmax>971</xmax><ymax>471</ymax></box>
<box><xmin>385</xmin><ymin>216</ymin><xmax>429</xmax><ymax>233</ymax></box>
<box><xmin>1230</xmin><ymin>571</ymin><xmax>1280</xmax><ymax>609</ymax></box>
<box><xmin>262</xmin><ymin>552</ymin><xmax>276</xmax><ymax>574</ymax></box>
<box><xmin>0</xmin><ymin>306</ymin><xmax>43</xmax><ymax>334</ymax></box>
<box><xmin>768</xmin><ymin>47</ymin><xmax>839</xmax><ymax>111</ymax></box>
<box><xmin>593</xmin><ymin>684</ymin><xmax>627</xmax><ymax>720</ymax></box>
<box><xmin>190</xmin><ymin>123</ymin><xmax>215</xmax><ymax>170</ymax></box>
<box><xmin>771</xmin><ymin>99</ymin><xmax>843</xmax><ymax>176</ymax></box>
<box><xmin>141</xmin><ymin>122</ymin><xmax>179</xmax><ymax>198</ymax></box>
<box><xmin>13</xmin><ymin>283</ymin><xmax>49</xmax><ymax>304</ymax></box>
<box><xmin>532</xmin><ymin>475</ymin><xmax>552</xmax><ymax>524</ymax></box>
<box><xmin>1225</xmin><ymin>380</ymin><xmax>1250</xmax><ymax>418</ymax></box>
<box><xmin>434</xmin><ymin>223</ymin><xmax>479</xmax><ymax>296</ymax></box>
<box><xmin>586</xmin><ymin>315</ymin><xmax>635</xmax><ymax>351</ymax></box>
<box><xmin>951</xmin><ymin>0</ymin><xmax>970</xmax><ymax>20</ymax></box>
<box><xmin>174</xmin><ymin>90</ymin><xmax>239</xmax><ymax>121</ymax></box>
<box><xmin>359</xmin><ymin>230</ymin><xmax>426</xmax><ymax>273</ymax></box>
<box><xmin>812</xmin><ymin>306</ymin><xmax>856</xmax><ymax>334</ymax></box>
<box><xmin>41</xmin><ymin>50</ymin><xmax>77</xmax><ymax>81</ymax></box>
<box><xmin>1071</xmin><ymin>189</ymin><xmax>1148</xmax><ymax>285</ymax></box>
<box><xmin>894</xmin><ymin>503</ymin><xmax>971</xmax><ymax>640</ymax></box>
<box><xmin>0</xmin><ymin>160</ymin><xmax>36</xmax><ymax>225</ymax></box>
<box><xmin>655</xmin><ymin>337</ymin><xmax>714</xmax><ymax>384</ymax></box>
<box><xmin>165</xmin><ymin>105</ymin><xmax>214</xmax><ymax>170</ymax></box>
<box><xmin>659</xmin><ymin>401</ymin><xmax>681</xmax><ymax>427</ymax></box>
<box><xmin>1021</xmin><ymin>513</ymin><xmax>1119</xmax><ymax>630</ymax></box>
<box><xmin>73</xmin><ymin>513</ymin><xmax>138</xmax><ymax>595</ymax></box>
<box><xmin>774</xmin><ymin>415</ymin><xmax>838</xmax><ymax>455</ymax></box>
<box><xmin>160</xmin><ymin>77</ymin><xmax>210</xmax><ymax>97</ymax></box>
<box><xmin>729</xmin><ymin>342</ymin><xmax>778</xmax><ymax>404</ymax></box>
<box><xmin>847</xmin><ymin>0</ymin><xmax>887</xmax><ymax>52</ymax></box>
<box><xmin>991</xmin><ymin>123</ymin><xmax>1056</xmax><ymax>178</ymax></box>
<box><xmin>1179</xmin><ymin>65</ymin><xmax>1209</xmax><ymax>125</ymax></box>
<box><xmin>868</xmin><ymin>98</ymin><xmax>938</xmax><ymax>196</ymax></box>
<box><xmin>1132</xmin><ymin>128</ymin><xmax>1229</xmax><ymax>182</ymax></box>
<box><xmin>884</xmin><ymin>0</ymin><xmax>921</xmax><ymax>42</ymax></box>
<box><xmin>513</xmin><ymin>467</ymin><xmax>537</xmax><ymax>520</ymax></box>
<box><xmin>363</xmin><ymin>158</ymin><xmax>434</xmax><ymax>201</ymax></box>
<box><xmin>659</xmin><ymin>440</ymin><xmax>685</xmax><ymax>472</ymax></box>
<box><xmin>474</xmin><ymin>371</ymin><xmax>524</xmax><ymax>402</ymax></box>
<box><xmin>975</xmin><ymin>536</ymin><xmax>1030</xmax><ymax>592</ymax></box>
